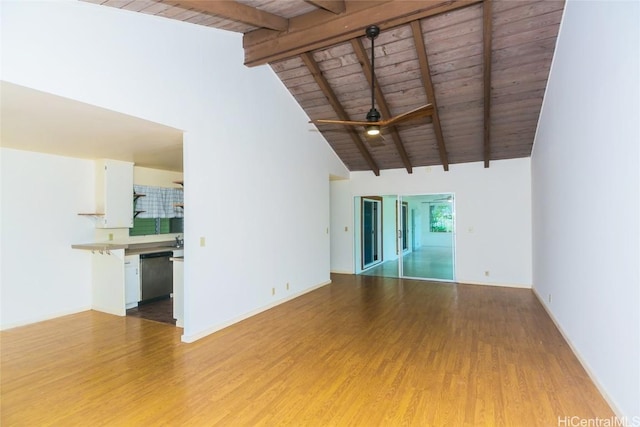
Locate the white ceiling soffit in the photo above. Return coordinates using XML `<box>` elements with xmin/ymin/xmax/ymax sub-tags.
<box><xmin>0</xmin><ymin>81</ymin><xmax>184</xmax><ymax>172</ymax></box>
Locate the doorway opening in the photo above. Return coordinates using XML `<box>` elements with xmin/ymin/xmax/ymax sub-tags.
<box><xmin>355</xmin><ymin>194</ymin><xmax>455</xmax><ymax>281</ymax></box>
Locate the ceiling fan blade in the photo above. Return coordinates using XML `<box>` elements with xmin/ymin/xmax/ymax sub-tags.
<box><xmin>310</xmin><ymin>105</ymin><xmax>434</xmax><ymax>128</ymax></box>
<box><xmin>383</xmin><ymin>104</ymin><xmax>434</xmax><ymax>127</ymax></box>
<box><xmin>309</xmin><ymin>118</ymin><xmax>381</xmax><ymax>127</ymax></box>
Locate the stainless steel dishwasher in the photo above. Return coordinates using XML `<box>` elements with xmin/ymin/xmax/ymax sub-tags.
<box><xmin>139</xmin><ymin>251</ymin><xmax>173</xmax><ymax>302</ymax></box>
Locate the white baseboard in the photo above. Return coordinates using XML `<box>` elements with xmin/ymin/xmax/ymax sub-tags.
<box><xmin>531</xmin><ymin>287</ymin><xmax>623</xmax><ymax>419</ymax></box>
<box><xmin>458</xmin><ymin>280</ymin><xmax>532</xmax><ymax>289</ymax></box>
<box><xmin>0</xmin><ymin>305</ymin><xmax>92</xmax><ymax>331</ymax></box>
<box><xmin>92</xmin><ymin>304</ymin><xmax>125</xmax><ymax>316</ymax></box>
<box><xmin>181</xmin><ymin>280</ymin><xmax>331</xmax><ymax>343</ymax></box>
<box><xmin>330</xmin><ymin>269</ymin><xmax>353</xmax><ymax>275</ymax></box>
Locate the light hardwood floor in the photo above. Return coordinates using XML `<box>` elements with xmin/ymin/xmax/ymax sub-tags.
<box><xmin>360</xmin><ymin>246</ymin><xmax>454</xmax><ymax>280</ymax></box>
<box><xmin>1</xmin><ymin>274</ymin><xmax>613</xmax><ymax>426</ymax></box>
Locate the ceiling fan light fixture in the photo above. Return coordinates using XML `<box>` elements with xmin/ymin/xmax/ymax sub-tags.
<box><xmin>366</xmin><ymin>125</ymin><xmax>381</xmax><ymax>136</ymax></box>
<box><xmin>365</xmin><ymin>107</ymin><xmax>381</xmax><ymax>136</ymax></box>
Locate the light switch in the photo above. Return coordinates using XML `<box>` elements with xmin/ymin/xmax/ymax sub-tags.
<box><xmin>200</xmin><ymin>237</ymin><xmax>206</xmax><ymax>247</ymax></box>
<box><xmin>344</xmin><ymin>226</ymin><xmax>349</xmax><ymax>232</ymax></box>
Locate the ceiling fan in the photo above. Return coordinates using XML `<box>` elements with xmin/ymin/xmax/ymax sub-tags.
<box><xmin>309</xmin><ymin>24</ymin><xmax>434</xmax><ymax>139</ymax></box>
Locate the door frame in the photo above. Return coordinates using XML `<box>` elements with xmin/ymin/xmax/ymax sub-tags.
<box><xmin>397</xmin><ymin>193</ymin><xmax>456</xmax><ymax>282</ymax></box>
<box><xmin>395</xmin><ymin>201</ymin><xmax>409</xmax><ymax>254</ymax></box>
<box><xmin>360</xmin><ymin>196</ymin><xmax>383</xmax><ymax>270</ymax></box>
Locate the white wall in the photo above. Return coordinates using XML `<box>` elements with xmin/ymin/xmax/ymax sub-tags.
<box><xmin>330</xmin><ymin>179</ymin><xmax>354</xmax><ymax>274</ymax></box>
<box><xmin>531</xmin><ymin>0</ymin><xmax>639</xmax><ymax>419</ymax></box>
<box><xmin>1</xmin><ymin>1</ymin><xmax>348</xmax><ymax>338</ymax></box>
<box><xmin>0</xmin><ymin>149</ymin><xmax>95</xmax><ymax>328</ymax></box>
<box><xmin>331</xmin><ymin>158</ymin><xmax>532</xmax><ymax>287</ymax></box>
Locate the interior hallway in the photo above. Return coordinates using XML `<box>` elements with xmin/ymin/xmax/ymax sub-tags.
<box><xmin>1</xmin><ymin>274</ymin><xmax>612</xmax><ymax>425</ymax></box>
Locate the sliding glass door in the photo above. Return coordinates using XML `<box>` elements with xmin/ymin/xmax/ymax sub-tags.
<box><xmin>361</xmin><ymin>197</ymin><xmax>382</xmax><ymax>269</ymax></box>
<box><xmin>399</xmin><ymin>194</ymin><xmax>455</xmax><ymax>281</ymax></box>
<box><xmin>355</xmin><ymin>194</ymin><xmax>455</xmax><ymax>281</ymax></box>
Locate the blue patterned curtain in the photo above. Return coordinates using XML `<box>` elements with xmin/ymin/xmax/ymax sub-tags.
<box><xmin>134</xmin><ymin>185</ymin><xmax>183</xmax><ymax>218</ymax></box>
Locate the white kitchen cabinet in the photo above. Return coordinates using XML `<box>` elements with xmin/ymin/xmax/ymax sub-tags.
<box><xmin>95</xmin><ymin>159</ymin><xmax>134</xmax><ymax>228</ymax></box>
<box><xmin>124</xmin><ymin>255</ymin><xmax>140</xmax><ymax>309</ymax></box>
<box><xmin>92</xmin><ymin>249</ymin><xmax>126</xmax><ymax>316</ymax></box>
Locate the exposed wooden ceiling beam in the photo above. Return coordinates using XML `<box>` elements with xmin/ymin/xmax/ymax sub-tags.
<box><xmin>483</xmin><ymin>0</ymin><xmax>493</xmax><ymax>168</ymax></box>
<box><xmin>301</xmin><ymin>52</ymin><xmax>380</xmax><ymax>176</ymax></box>
<box><xmin>411</xmin><ymin>20</ymin><xmax>449</xmax><ymax>172</ymax></box>
<box><xmin>168</xmin><ymin>0</ymin><xmax>288</xmax><ymax>31</ymax></box>
<box><xmin>243</xmin><ymin>0</ymin><xmax>483</xmax><ymax>67</ymax></box>
<box><xmin>351</xmin><ymin>38</ymin><xmax>413</xmax><ymax>174</ymax></box>
<box><xmin>305</xmin><ymin>0</ymin><xmax>345</xmax><ymax>14</ymax></box>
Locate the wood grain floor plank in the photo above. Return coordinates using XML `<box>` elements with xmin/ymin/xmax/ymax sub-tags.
<box><xmin>1</xmin><ymin>274</ymin><xmax>614</xmax><ymax>426</ymax></box>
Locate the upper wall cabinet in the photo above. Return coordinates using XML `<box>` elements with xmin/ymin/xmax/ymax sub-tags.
<box><xmin>95</xmin><ymin>159</ymin><xmax>134</xmax><ymax>228</ymax></box>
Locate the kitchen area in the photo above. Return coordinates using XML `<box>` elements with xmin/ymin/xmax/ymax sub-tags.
<box><xmin>125</xmin><ymin>238</ymin><xmax>184</xmax><ymax>326</ymax></box>
<box><xmin>72</xmin><ymin>159</ymin><xmax>185</xmax><ymax>327</ymax></box>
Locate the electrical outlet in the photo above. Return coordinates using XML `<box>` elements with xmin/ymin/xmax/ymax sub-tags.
<box><xmin>272</xmin><ymin>287</ymin><xmax>275</xmax><ymax>296</ymax></box>
<box><xmin>484</xmin><ymin>270</ymin><xmax>490</xmax><ymax>277</ymax></box>
<box><xmin>286</xmin><ymin>282</ymin><xmax>289</xmax><ymax>291</ymax></box>
<box><xmin>548</xmin><ymin>294</ymin><xmax>552</xmax><ymax>303</ymax></box>
<box><xmin>344</xmin><ymin>226</ymin><xmax>348</xmax><ymax>232</ymax></box>
<box><xmin>200</xmin><ymin>237</ymin><xmax>206</xmax><ymax>247</ymax></box>
<box><xmin>108</xmin><ymin>233</ymin><xmax>113</xmax><ymax>241</ymax></box>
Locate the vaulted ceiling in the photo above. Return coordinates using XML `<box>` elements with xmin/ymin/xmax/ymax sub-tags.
<box><xmin>83</xmin><ymin>0</ymin><xmax>565</xmax><ymax>175</ymax></box>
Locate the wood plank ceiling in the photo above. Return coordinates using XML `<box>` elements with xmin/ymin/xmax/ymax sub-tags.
<box><xmin>82</xmin><ymin>0</ymin><xmax>565</xmax><ymax>175</ymax></box>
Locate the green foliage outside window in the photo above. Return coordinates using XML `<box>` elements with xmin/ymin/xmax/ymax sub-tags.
<box><xmin>129</xmin><ymin>217</ymin><xmax>183</xmax><ymax>236</ymax></box>
<box><xmin>430</xmin><ymin>204</ymin><xmax>453</xmax><ymax>233</ymax></box>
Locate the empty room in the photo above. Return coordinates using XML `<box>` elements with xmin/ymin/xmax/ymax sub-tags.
<box><xmin>1</xmin><ymin>0</ymin><xmax>638</xmax><ymax>425</ymax></box>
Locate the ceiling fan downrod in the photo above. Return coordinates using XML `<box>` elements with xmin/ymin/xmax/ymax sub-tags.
<box><xmin>365</xmin><ymin>25</ymin><xmax>381</xmax><ymax>135</ymax></box>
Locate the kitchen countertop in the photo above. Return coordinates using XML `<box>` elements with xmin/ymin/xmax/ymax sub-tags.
<box><xmin>71</xmin><ymin>243</ymin><xmax>128</xmax><ymax>252</ymax></box>
<box><xmin>72</xmin><ymin>240</ymin><xmax>182</xmax><ymax>255</ymax></box>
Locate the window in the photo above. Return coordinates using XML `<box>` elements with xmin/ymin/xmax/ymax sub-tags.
<box><xmin>430</xmin><ymin>204</ymin><xmax>453</xmax><ymax>233</ymax></box>
<box><xmin>130</xmin><ymin>185</ymin><xmax>183</xmax><ymax>236</ymax></box>
<box><xmin>130</xmin><ymin>217</ymin><xmax>183</xmax><ymax>236</ymax></box>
